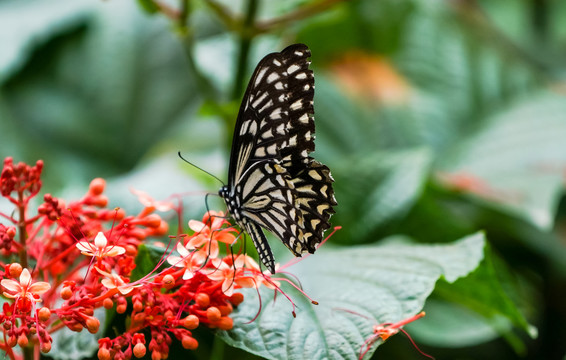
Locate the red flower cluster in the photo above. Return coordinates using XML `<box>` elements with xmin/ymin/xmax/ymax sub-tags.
<box><xmin>0</xmin><ymin>157</ymin><xmax>295</xmax><ymax>360</ymax></box>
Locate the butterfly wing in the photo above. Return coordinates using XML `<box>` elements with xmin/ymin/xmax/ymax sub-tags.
<box><xmin>227</xmin><ymin>44</ymin><xmax>314</xmax><ymax>183</ymax></box>
<box><xmin>225</xmin><ymin>44</ymin><xmax>336</xmax><ymax>272</ymax></box>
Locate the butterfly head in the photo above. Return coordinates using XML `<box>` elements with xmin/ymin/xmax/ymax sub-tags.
<box><xmin>219</xmin><ymin>185</ymin><xmax>241</xmax><ymax>222</ymax></box>
<box><xmin>218</xmin><ymin>186</ymin><xmax>229</xmax><ymax>199</ymax></box>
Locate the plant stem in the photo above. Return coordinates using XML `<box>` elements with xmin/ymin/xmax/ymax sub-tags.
<box><xmin>17</xmin><ymin>192</ymin><xmax>28</xmax><ymax>269</ymax></box>
<box><xmin>255</xmin><ymin>0</ymin><xmax>346</xmax><ymax>33</ymax></box>
<box><xmin>22</xmin><ymin>346</ymin><xmax>33</xmax><ymax>360</ymax></box>
<box><xmin>231</xmin><ymin>0</ymin><xmax>259</xmax><ymax>102</ymax></box>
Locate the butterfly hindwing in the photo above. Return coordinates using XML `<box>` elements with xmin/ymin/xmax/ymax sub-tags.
<box><xmin>221</xmin><ymin>44</ymin><xmax>336</xmax><ymax>273</ymax></box>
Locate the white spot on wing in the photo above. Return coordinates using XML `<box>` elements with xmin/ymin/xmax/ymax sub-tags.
<box><xmin>291</xmin><ymin>99</ymin><xmax>303</xmax><ymax>110</ymax></box>
<box><xmin>259</xmin><ymin>100</ymin><xmax>274</xmax><ymax>114</ymax></box>
<box><xmin>267</xmin><ymin>144</ymin><xmax>277</xmax><ymax>155</ymax></box>
<box><xmin>252</xmin><ymin>92</ymin><xmax>268</xmax><ymax>108</ymax></box>
<box><xmin>289</xmin><ymin>135</ymin><xmax>297</xmax><ymax>146</ymax></box>
<box><xmin>287</xmin><ymin>64</ymin><xmax>300</xmax><ymax>74</ymax></box>
<box><xmin>267</xmin><ymin>72</ymin><xmax>280</xmax><ymax>83</ymax></box>
<box><xmin>248</xmin><ymin>120</ymin><xmax>257</xmax><ymax>135</ymax></box>
<box><xmin>270</xmin><ymin>109</ymin><xmax>282</xmax><ymax>120</ymax></box>
<box><xmin>255</xmin><ymin>67</ymin><xmax>268</xmax><ymax>86</ymax></box>
<box><xmin>239</xmin><ymin>120</ymin><xmax>250</xmax><ymax>135</ymax></box>
<box><xmin>255</xmin><ymin>147</ymin><xmax>266</xmax><ymax>157</ymax></box>
<box><xmin>261</xmin><ymin>129</ymin><xmax>273</xmax><ymax>139</ymax></box>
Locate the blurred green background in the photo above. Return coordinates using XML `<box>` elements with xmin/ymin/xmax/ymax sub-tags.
<box><xmin>2</xmin><ymin>0</ymin><xmax>566</xmax><ymax>359</ymax></box>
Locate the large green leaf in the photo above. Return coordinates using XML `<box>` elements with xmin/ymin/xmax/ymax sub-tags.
<box><xmin>0</xmin><ymin>0</ymin><xmax>201</xmax><ymax>190</ymax></box>
<box><xmin>0</xmin><ymin>0</ymin><xmax>93</xmax><ymax>84</ymax></box>
<box><xmin>437</xmin><ymin>92</ymin><xmax>566</xmax><ymax>230</ymax></box>
<box><xmin>217</xmin><ymin>232</ymin><xmax>485</xmax><ymax>360</ymax></box>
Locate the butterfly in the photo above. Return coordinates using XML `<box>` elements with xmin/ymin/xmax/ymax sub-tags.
<box><xmin>218</xmin><ymin>43</ymin><xmax>337</xmax><ymax>274</ymax></box>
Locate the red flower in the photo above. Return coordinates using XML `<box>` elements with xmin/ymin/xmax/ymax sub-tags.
<box><xmin>206</xmin><ymin>255</ymin><xmax>255</xmax><ymax>296</ymax></box>
<box><xmin>185</xmin><ymin>211</ymin><xmax>238</xmax><ymax>258</ymax></box>
<box><xmin>1</xmin><ymin>268</ymin><xmax>51</xmax><ymax>305</ymax></box>
<box><xmin>76</xmin><ymin>232</ymin><xmax>126</xmax><ymax>259</ymax></box>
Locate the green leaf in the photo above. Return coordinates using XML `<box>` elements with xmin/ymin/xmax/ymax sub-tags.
<box><xmin>136</xmin><ymin>0</ymin><xmax>160</xmax><ymax>14</ymax></box>
<box><xmin>47</xmin><ymin>307</ymin><xmax>106</xmax><ymax>360</ymax></box>
<box><xmin>131</xmin><ymin>244</ymin><xmax>154</xmax><ymax>282</ymax></box>
<box><xmin>217</xmin><ymin>232</ymin><xmax>486</xmax><ymax>360</ymax></box>
<box><xmin>434</xmin><ymin>245</ymin><xmax>532</xmax><ymax>334</ymax></box>
<box><xmin>437</xmin><ymin>92</ymin><xmax>566</xmax><ymax>229</ymax></box>
<box><xmin>332</xmin><ymin>148</ymin><xmax>433</xmax><ymax>243</ymax></box>
<box><xmin>408</xmin><ymin>244</ymin><xmax>535</xmax><ymax>352</ymax></box>
<box><xmin>407</xmin><ymin>298</ymin><xmax>507</xmax><ymax>348</ymax></box>
<box><xmin>0</xmin><ymin>0</ymin><xmax>201</xmax><ymax>189</ymax></box>
<box><xmin>0</xmin><ymin>0</ymin><xmax>93</xmax><ymax>84</ymax></box>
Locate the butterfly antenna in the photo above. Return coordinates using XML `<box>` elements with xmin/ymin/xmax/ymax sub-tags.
<box><xmin>178</xmin><ymin>151</ymin><xmax>225</xmax><ymax>186</ymax></box>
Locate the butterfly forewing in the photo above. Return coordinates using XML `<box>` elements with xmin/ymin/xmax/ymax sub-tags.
<box><xmin>221</xmin><ymin>44</ymin><xmax>336</xmax><ymax>273</ymax></box>
<box><xmin>228</xmin><ymin>44</ymin><xmax>315</xmax><ymax>184</ymax></box>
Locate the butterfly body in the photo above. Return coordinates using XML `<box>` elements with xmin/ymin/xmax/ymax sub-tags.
<box><xmin>220</xmin><ymin>44</ymin><xmax>336</xmax><ymax>273</ymax></box>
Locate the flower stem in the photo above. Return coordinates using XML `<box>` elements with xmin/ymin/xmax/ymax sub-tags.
<box><xmin>22</xmin><ymin>346</ymin><xmax>33</xmax><ymax>360</ymax></box>
<box><xmin>17</xmin><ymin>191</ymin><xmax>28</xmax><ymax>269</ymax></box>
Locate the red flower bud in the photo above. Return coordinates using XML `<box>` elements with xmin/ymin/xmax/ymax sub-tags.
<box><xmin>17</xmin><ymin>333</ymin><xmax>28</xmax><ymax>347</ymax></box>
<box><xmin>117</xmin><ymin>304</ymin><xmax>127</xmax><ymax>314</ymax></box>
<box><xmin>133</xmin><ymin>343</ymin><xmax>146</xmax><ymax>358</ymax></box>
<box><xmin>89</xmin><ymin>178</ymin><xmax>106</xmax><ymax>195</ymax></box>
<box><xmin>68</xmin><ymin>322</ymin><xmax>83</xmax><ymax>332</ymax></box>
<box><xmin>7</xmin><ymin>335</ymin><xmax>16</xmax><ymax>347</ymax></box>
<box><xmin>214</xmin><ymin>316</ymin><xmax>234</xmax><ymax>331</ymax></box>
<box><xmin>133</xmin><ymin>299</ymin><xmax>143</xmax><ymax>312</ymax></box>
<box><xmin>8</xmin><ymin>263</ymin><xmax>22</xmax><ymax>278</ymax></box>
<box><xmin>143</xmin><ymin>214</ymin><xmax>162</xmax><ymax>228</ymax></box>
<box><xmin>61</xmin><ymin>287</ymin><xmax>73</xmax><ymax>300</ymax></box>
<box><xmin>195</xmin><ymin>293</ymin><xmax>210</xmax><ymax>308</ymax></box>
<box><xmin>162</xmin><ymin>274</ymin><xmax>175</xmax><ymax>289</ymax></box>
<box><xmin>218</xmin><ymin>304</ymin><xmax>233</xmax><ymax>316</ymax></box>
<box><xmin>38</xmin><ymin>307</ymin><xmax>51</xmax><ymax>322</ymax></box>
<box><xmin>183</xmin><ymin>315</ymin><xmax>199</xmax><ymax>330</ymax></box>
<box><xmin>230</xmin><ymin>292</ymin><xmax>244</xmax><ymax>306</ymax></box>
<box><xmin>86</xmin><ymin>317</ymin><xmax>100</xmax><ymax>334</ymax></box>
<box><xmin>98</xmin><ymin>347</ymin><xmax>111</xmax><ymax>360</ymax></box>
<box><xmin>41</xmin><ymin>341</ymin><xmax>52</xmax><ymax>353</ymax></box>
<box><xmin>103</xmin><ymin>298</ymin><xmax>114</xmax><ymax>309</ymax></box>
<box><xmin>206</xmin><ymin>307</ymin><xmax>221</xmax><ymax>322</ymax></box>
<box><xmin>181</xmin><ymin>336</ymin><xmax>198</xmax><ymax>350</ymax></box>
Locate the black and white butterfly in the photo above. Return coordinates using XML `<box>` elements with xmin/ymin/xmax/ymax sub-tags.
<box><xmin>219</xmin><ymin>44</ymin><xmax>337</xmax><ymax>274</ymax></box>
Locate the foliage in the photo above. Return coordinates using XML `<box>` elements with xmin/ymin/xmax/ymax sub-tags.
<box><xmin>2</xmin><ymin>0</ymin><xmax>566</xmax><ymax>359</ymax></box>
